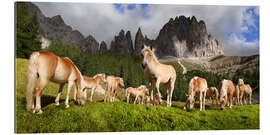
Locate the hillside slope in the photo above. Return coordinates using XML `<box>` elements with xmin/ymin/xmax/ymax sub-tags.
<box><xmin>16</xmin><ymin>58</ymin><xmax>259</xmax><ymax>133</ymax></box>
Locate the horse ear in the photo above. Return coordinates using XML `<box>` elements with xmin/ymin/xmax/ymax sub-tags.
<box><xmin>142</xmin><ymin>44</ymin><xmax>147</xmax><ymax>49</ymax></box>
<box><xmin>150</xmin><ymin>45</ymin><xmax>153</xmax><ymax>50</ymax></box>
<box><xmin>185</xmin><ymin>93</ymin><xmax>188</xmax><ymax>97</ymax></box>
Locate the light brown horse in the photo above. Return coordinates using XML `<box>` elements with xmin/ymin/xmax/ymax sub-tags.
<box><xmin>75</xmin><ymin>73</ymin><xmax>106</xmax><ymax>102</ymax></box>
<box><xmin>26</xmin><ymin>51</ymin><xmax>86</xmax><ymax>114</ymax></box>
<box><xmin>236</xmin><ymin>79</ymin><xmax>253</xmax><ymax>105</ymax></box>
<box><xmin>104</xmin><ymin>75</ymin><xmax>124</xmax><ymax>102</ymax></box>
<box><xmin>184</xmin><ymin>76</ymin><xmax>208</xmax><ymax>111</ymax></box>
<box><xmin>206</xmin><ymin>87</ymin><xmax>219</xmax><ymax>105</ymax></box>
<box><xmin>141</xmin><ymin>45</ymin><xmax>176</xmax><ymax>107</ymax></box>
<box><xmin>219</xmin><ymin>79</ymin><xmax>235</xmax><ymax>110</ymax></box>
<box><xmin>126</xmin><ymin>85</ymin><xmax>149</xmax><ymax>104</ymax></box>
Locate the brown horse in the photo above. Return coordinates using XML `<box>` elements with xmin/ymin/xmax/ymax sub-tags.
<box><xmin>26</xmin><ymin>51</ymin><xmax>86</xmax><ymax>114</ymax></box>
<box><xmin>141</xmin><ymin>45</ymin><xmax>176</xmax><ymax>107</ymax></box>
<box><xmin>76</xmin><ymin>73</ymin><xmax>106</xmax><ymax>102</ymax></box>
<box><xmin>184</xmin><ymin>76</ymin><xmax>208</xmax><ymax>111</ymax></box>
<box><xmin>104</xmin><ymin>75</ymin><xmax>124</xmax><ymax>102</ymax></box>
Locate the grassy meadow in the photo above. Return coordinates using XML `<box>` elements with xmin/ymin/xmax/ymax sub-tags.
<box><xmin>16</xmin><ymin>58</ymin><xmax>259</xmax><ymax>133</ymax></box>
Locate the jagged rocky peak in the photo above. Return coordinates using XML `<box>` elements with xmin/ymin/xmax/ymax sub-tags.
<box><xmin>51</xmin><ymin>15</ymin><xmax>66</xmax><ymax>26</ymax></box>
<box><xmin>110</xmin><ymin>29</ymin><xmax>134</xmax><ymax>55</ymax></box>
<box><xmin>99</xmin><ymin>41</ymin><xmax>108</xmax><ymax>53</ymax></box>
<box><xmin>155</xmin><ymin>15</ymin><xmax>225</xmax><ymax>58</ymax></box>
<box><xmin>134</xmin><ymin>27</ymin><xmax>144</xmax><ymax>55</ymax></box>
<box><xmin>26</xmin><ymin>2</ymin><xmax>99</xmax><ymax>53</ymax></box>
<box><xmin>85</xmin><ymin>35</ymin><xmax>99</xmax><ymax>53</ymax></box>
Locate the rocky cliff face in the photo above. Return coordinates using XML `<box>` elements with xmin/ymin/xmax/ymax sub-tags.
<box><xmin>154</xmin><ymin>16</ymin><xmax>225</xmax><ymax>58</ymax></box>
<box><xmin>99</xmin><ymin>41</ymin><xmax>108</xmax><ymax>53</ymax></box>
<box><xmin>27</xmin><ymin>2</ymin><xmax>99</xmax><ymax>53</ymax></box>
<box><xmin>110</xmin><ymin>30</ymin><xmax>134</xmax><ymax>55</ymax></box>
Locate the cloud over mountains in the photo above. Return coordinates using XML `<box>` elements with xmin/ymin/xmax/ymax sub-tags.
<box><xmin>35</xmin><ymin>2</ymin><xmax>259</xmax><ymax>56</ymax></box>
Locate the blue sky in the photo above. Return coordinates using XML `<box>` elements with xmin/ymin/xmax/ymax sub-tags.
<box><xmin>36</xmin><ymin>3</ymin><xmax>259</xmax><ymax>56</ymax></box>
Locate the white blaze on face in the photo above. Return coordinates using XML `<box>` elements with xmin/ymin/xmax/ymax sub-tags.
<box><xmin>220</xmin><ymin>80</ymin><xmax>228</xmax><ymax>102</ymax></box>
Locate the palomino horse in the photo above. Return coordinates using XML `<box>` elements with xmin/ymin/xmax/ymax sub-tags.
<box><xmin>74</xmin><ymin>73</ymin><xmax>106</xmax><ymax>102</ymax></box>
<box><xmin>126</xmin><ymin>85</ymin><xmax>149</xmax><ymax>104</ymax></box>
<box><xmin>26</xmin><ymin>51</ymin><xmax>86</xmax><ymax>114</ymax></box>
<box><xmin>184</xmin><ymin>76</ymin><xmax>208</xmax><ymax>111</ymax></box>
<box><xmin>206</xmin><ymin>87</ymin><xmax>219</xmax><ymax>105</ymax></box>
<box><xmin>104</xmin><ymin>75</ymin><xmax>124</xmax><ymax>102</ymax></box>
<box><xmin>141</xmin><ymin>45</ymin><xmax>176</xmax><ymax>107</ymax></box>
<box><xmin>236</xmin><ymin>79</ymin><xmax>253</xmax><ymax>105</ymax></box>
<box><xmin>219</xmin><ymin>79</ymin><xmax>235</xmax><ymax>110</ymax></box>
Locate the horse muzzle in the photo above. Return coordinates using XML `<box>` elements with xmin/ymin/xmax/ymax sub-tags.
<box><xmin>141</xmin><ymin>63</ymin><xmax>147</xmax><ymax>69</ymax></box>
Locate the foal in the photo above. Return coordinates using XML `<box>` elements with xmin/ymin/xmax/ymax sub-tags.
<box><xmin>74</xmin><ymin>73</ymin><xmax>106</xmax><ymax>102</ymax></box>
<box><xmin>104</xmin><ymin>75</ymin><xmax>124</xmax><ymax>102</ymax></box>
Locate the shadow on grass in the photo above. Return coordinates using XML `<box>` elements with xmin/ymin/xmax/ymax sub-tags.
<box><xmin>21</xmin><ymin>95</ymin><xmax>65</xmax><ymax>108</ymax></box>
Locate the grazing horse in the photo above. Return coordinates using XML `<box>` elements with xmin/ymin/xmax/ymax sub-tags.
<box><xmin>126</xmin><ymin>85</ymin><xmax>149</xmax><ymax>104</ymax></box>
<box><xmin>26</xmin><ymin>51</ymin><xmax>86</xmax><ymax>114</ymax></box>
<box><xmin>75</xmin><ymin>73</ymin><xmax>106</xmax><ymax>102</ymax></box>
<box><xmin>236</xmin><ymin>79</ymin><xmax>253</xmax><ymax>105</ymax></box>
<box><xmin>104</xmin><ymin>75</ymin><xmax>124</xmax><ymax>102</ymax></box>
<box><xmin>141</xmin><ymin>45</ymin><xmax>176</xmax><ymax>107</ymax></box>
<box><xmin>184</xmin><ymin>77</ymin><xmax>208</xmax><ymax>111</ymax></box>
<box><xmin>219</xmin><ymin>79</ymin><xmax>235</xmax><ymax>110</ymax></box>
<box><xmin>206</xmin><ymin>87</ymin><xmax>219</xmax><ymax>105</ymax></box>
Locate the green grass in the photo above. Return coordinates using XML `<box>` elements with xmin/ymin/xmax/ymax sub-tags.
<box><xmin>16</xmin><ymin>58</ymin><xmax>259</xmax><ymax>133</ymax></box>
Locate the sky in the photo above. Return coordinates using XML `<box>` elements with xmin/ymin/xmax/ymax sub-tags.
<box><xmin>34</xmin><ymin>2</ymin><xmax>259</xmax><ymax>56</ymax></box>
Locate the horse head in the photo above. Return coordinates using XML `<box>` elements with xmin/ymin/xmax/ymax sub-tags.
<box><xmin>141</xmin><ymin>44</ymin><xmax>156</xmax><ymax>69</ymax></box>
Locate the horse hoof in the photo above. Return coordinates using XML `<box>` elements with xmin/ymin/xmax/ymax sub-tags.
<box><xmin>65</xmin><ymin>105</ymin><xmax>70</xmax><ymax>108</ymax></box>
<box><xmin>55</xmin><ymin>103</ymin><xmax>60</xmax><ymax>106</ymax></box>
<box><xmin>32</xmin><ymin>109</ymin><xmax>36</xmax><ymax>114</ymax></box>
<box><xmin>37</xmin><ymin>110</ymin><xmax>43</xmax><ymax>114</ymax></box>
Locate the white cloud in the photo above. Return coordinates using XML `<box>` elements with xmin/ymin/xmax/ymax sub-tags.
<box><xmin>34</xmin><ymin>2</ymin><xmax>259</xmax><ymax>56</ymax></box>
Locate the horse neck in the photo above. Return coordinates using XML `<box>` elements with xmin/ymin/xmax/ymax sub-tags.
<box><xmin>94</xmin><ymin>76</ymin><xmax>102</xmax><ymax>83</ymax></box>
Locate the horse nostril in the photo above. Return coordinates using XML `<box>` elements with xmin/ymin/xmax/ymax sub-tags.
<box><xmin>220</xmin><ymin>107</ymin><xmax>224</xmax><ymax>110</ymax></box>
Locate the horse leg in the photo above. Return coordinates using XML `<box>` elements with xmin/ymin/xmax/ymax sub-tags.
<box><xmin>203</xmin><ymin>91</ymin><xmax>206</xmax><ymax>111</ymax></box>
<box><xmin>134</xmin><ymin>95</ymin><xmax>138</xmax><ymax>104</ymax></box>
<box><xmin>55</xmin><ymin>83</ymin><xmax>65</xmax><ymax>106</ymax></box>
<box><xmin>127</xmin><ymin>93</ymin><xmax>130</xmax><ymax>103</ymax></box>
<box><xmin>89</xmin><ymin>86</ymin><xmax>96</xmax><ymax>102</ymax></box>
<box><xmin>155</xmin><ymin>79</ymin><xmax>163</xmax><ymax>104</ymax></box>
<box><xmin>73</xmin><ymin>85</ymin><xmax>77</xmax><ymax>101</ymax></box>
<box><xmin>35</xmin><ymin>78</ymin><xmax>48</xmax><ymax>114</ymax></box>
<box><xmin>199</xmin><ymin>91</ymin><xmax>203</xmax><ymax>111</ymax></box>
<box><xmin>240</xmin><ymin>91</ymin><xmax>244</xmax><ymax>105</ymax></box>
<box><xmin>169</xmin><ymin>82</ymin><xmax>174</xmax><ymax>107</ymax></box>
<box><xmin>249</xmin><ymin>93</ymin><xmax>252</xmax><ymax>105</ymax></box>
<box><xmin>229</xmin><ymin>95</ymin><xmax>233</xmax><ymax>109</ymax></box>
<box><xmin>65</xmin><ymin>81</ymin><xmax>74</xmax><ymax>108</ymax></box>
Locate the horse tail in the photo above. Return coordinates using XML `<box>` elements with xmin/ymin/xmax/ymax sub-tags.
<box><xmin>26</xmin><ymin>52</ymin><xmax>40</xmax><ymax>112</ymax></box>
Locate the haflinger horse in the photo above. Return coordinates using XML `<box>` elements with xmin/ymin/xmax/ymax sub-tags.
<box><xmin>26</xmin><ymin>51</ymin><xmax>86</xmax><ymax>114</ymax></box>
<box><xmin>236</xmin><ymin>78</ymin><xmax>253</xmax><ymax>105</ymax></box>
<box><xmin>126</xmin><ymin>85</ymin><xmax>149</xmax><ymax>104</ymax></box>
<box><xmin>219</xmin><ymin>79</ymin><xmax>236</xmax><ymax>110</ymax></box>
<box><xmin>184</xmin><ymin>76</ymin><xmax>208</xmax><ymax>111</ymax></box>
<box><xmin>206</xmin><ymin>87</ymin><xmax>219</xmax><ymax>105</ymax></box>
<box><xmin>141</xmin><ymin>45</ymin><xmax>176</xmax><ymax>107</ymax></box>
<box><xmin>74</xmin><ymin>73</ymin><xmax>106</xmax><ymax>102</ymax></box>
<box><xmin>104</xmin><ymin>75</ymin><xmax>124</xmax><ymax>102</ymax></box>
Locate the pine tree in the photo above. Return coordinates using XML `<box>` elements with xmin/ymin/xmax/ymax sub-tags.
<box><xmin>16</xmin><ymin>2</ymin><xmax>41</xmax><ymax>58</ymax></box>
